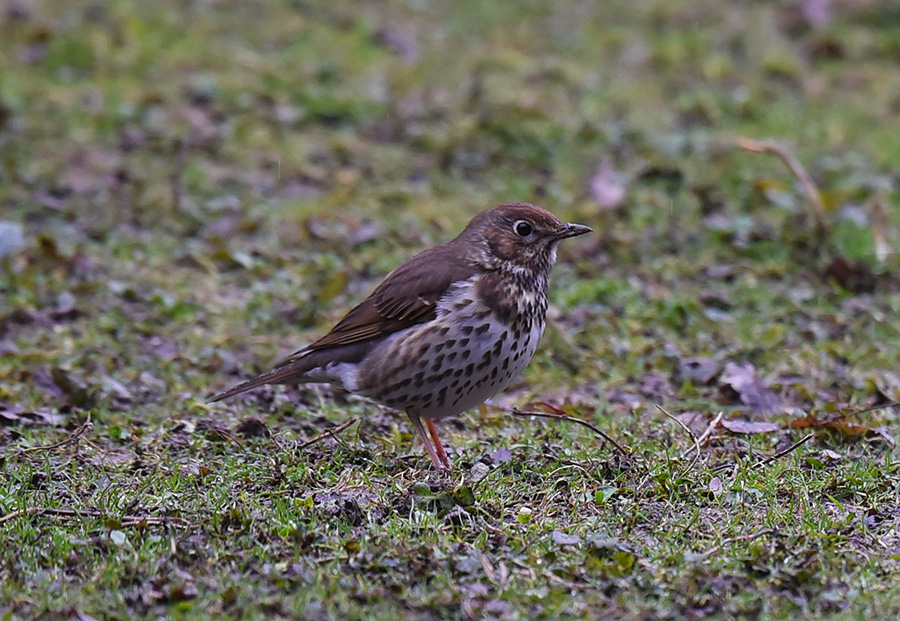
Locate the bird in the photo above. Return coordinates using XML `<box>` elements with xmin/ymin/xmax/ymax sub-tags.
<box><xmin>209</xmin><ymin>203</ymin><xmax>591</xmax><ymax>470</ymax></box>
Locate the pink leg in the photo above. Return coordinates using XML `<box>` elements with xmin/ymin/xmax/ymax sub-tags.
<box><xmin>409</xmin><ymin>414</ymin><xmax>445</xmax><ymax>470</ymax></box>
<box><xmin>426</xmin><ymin>419</ymin><xmax>452</xmax><ymax>470</ymax></box>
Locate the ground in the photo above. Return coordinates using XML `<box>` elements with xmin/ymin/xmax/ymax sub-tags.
<box><xmin>2</xmin><ymin>0</ymin><xmax>900</xmax><ymax>618</ymax></box>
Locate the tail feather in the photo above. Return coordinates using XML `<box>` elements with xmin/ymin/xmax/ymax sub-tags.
<box><xmin>208</xmin><ymin>362</ymin><xmax>308</xmax><ymax>403</ymax></box>
<box><xmin>209</xmin><ymin>340</ymin><xmax>375</xmax><ymax>403</ymax></box>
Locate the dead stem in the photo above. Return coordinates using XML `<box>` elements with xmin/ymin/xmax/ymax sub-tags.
<box><xmin>298</xmin><ymin>418</ymin><xmax>358</xmax><ymax>450</ymax></box>
<box><xmin>738</xmin><ymin>137</ymin><xmax>828</xmax><ymax>233</ymax></box>
<box><xmin>696</xmin><ymin>528</ymin><xmax>776</xmax><ymax>562</ymax></box>
<box><xmin>19</xmin><ymin>413</ymin><xmax>93</xmax><ymax>454</ymax></box>
<box><xmin>511</xmin><ymin>408</ymin><xmax>630</xmax><ymax>457</ymax></box>
<box><xmin>657</xmin><ymin>405</ymin><xmax>702</xmax><ymax>478</ymax></box>
<box><xmin>751</xmin><ymin>433</ymin><xmax>814</xmax><ymax>470</ymax></box>
<box><xmin>0</xmin><ymin>506</ymin><xmax>191</xmax><ymax>527</ymax></box>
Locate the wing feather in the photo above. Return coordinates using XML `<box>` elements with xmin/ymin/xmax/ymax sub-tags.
<box><xmin>277</xmin><ymin>243</ymin><xmax>476</xmax><ymax>365</ymax></box>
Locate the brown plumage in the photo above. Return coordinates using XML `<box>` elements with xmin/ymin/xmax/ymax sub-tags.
<box><xmin>209</xmin><ymin>203</ymin><xmax>590</xmax><ymax>469</ymax></box>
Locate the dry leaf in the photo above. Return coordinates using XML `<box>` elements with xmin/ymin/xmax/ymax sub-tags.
<box><xmin>678</xmin><ymin>357</ymin><xmax>721</xmax><ymax>385</ymax></box>
<box><xmin>589</xmin><ymin>156</ymin><xmax>627</xmax><ymax>210</ymax></box>
<box><xmin>527</xmin><ymin>401</ymin><xmax>567</xmax><ymax>415</ymax></box>
<box><xmin>718</xmin><ymin>362</ymin><xmax>780</xmax><ymax>413</ymax></box>
<box><xmin>720</xmin><ymin>418</ymin><xmax>781</xmax><ymax>434</ymax></box>
<box><xmin>823</xmin><ymin>256</ymin><xmax>876</xmax><ymax>293</ymax></box>
<box><xmin>0</xmin><ymin>403</ymin><xmax>66</xmax><ymax>427</ymax></box>
<box><xmin>789</xmin><ymin>412</ymin><xmax>895</xmax><ymax>444</ymax></box>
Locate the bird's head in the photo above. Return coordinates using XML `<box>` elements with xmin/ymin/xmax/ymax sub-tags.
<box><xmin>460</xmin><ymin>203</ymin><xmax>591</xmax><ymax>275</ymax></box>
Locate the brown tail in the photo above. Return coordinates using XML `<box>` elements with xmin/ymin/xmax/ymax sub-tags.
<box><xmin>209</xmin><ymin>340</ymin><xmax>372</xmax><ymax>403</ymax></box>
<box><xmin>208</xmin><ymin>363</ymin><xmax>306</xmax><ymax>403</ymax></box>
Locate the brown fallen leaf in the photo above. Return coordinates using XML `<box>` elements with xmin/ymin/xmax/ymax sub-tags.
<box><xmin>789</xmin><ymin>412</ymin><xmax>895</xmax><ymax>444</ymax></box>
<box><xmin>234</xmin><ymin>416</ymin><xmax>269</xmax><ymax>438</ymax></box>
<box><xmin>719</xmin><ymin>418</ymin><xmax>781</xmax><ymax>434</ymax></box>
<box><xmin>790</xmin><ymin>412</ymin><xmax>866</xmax><ymax>434</ymax></box>
<box><xmin>823</xmin><ymin>256</ymin><xmax>876</xmax><ymax>293</ymax></box>
<box><xmin>527</xmin><ymin>401</ymin><xmax>567</xmax><ymax>415</ymax></box>
<box><xmin>674</xmin><ymin>411</ymin><xmax>707</xmax><ymax>436</ymax></box>
<box><xmin>718</xmin><ymin>362</ymin><xmax>780</xmax><ymax>413</ymax></box>
<box><xmin>678</xmin><ymin>357</ymin><xmax>722</xmax><ymax>385</ymax></box>
<box><xmin>0</xmin><ymin>403</ymin><xmax>66</xmax><ymax>427</ymax></box>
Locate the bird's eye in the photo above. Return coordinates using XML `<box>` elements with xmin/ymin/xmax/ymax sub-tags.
<box><xmin>514</xmin><ymin>220</ymin><xmax>533</xmax><ymax>237</ymax></box>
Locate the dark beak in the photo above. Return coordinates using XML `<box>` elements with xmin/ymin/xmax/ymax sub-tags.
<box><xmin>553</xmin><ymin>222</ymin><xmax>592</xmax><ymax>239</ymax></box>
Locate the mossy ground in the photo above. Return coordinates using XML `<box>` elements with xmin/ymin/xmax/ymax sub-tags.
<box><xmin>2</xmin><ymin>1</ymin><xmax>900</xmax><ymax>618</ymax></box>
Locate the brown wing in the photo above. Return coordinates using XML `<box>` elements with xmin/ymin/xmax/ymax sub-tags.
<box><xmin>208</xmin><ymin>241</ymin><xmax>477</xmax><ymax>403</ymax></box>
<box><xmin>277</xmin><ymin>242</ymin><xmax>476</xmax><ymax>365</ymax></box>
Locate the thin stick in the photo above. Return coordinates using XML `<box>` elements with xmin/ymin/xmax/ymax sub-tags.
<box><xmin>297</xmin><ymin>418</ymin><xmax>357</xmax><ymax>450</ymax></box>
<box><xmin>543</xmin><ymin>569</ymin><xmax>588</xmax><ymax>591</ymax></box>
<box><xmin>738</xmin><ymin>138</ymin><xmax>828</xmax><ymax>233</ymax></box>
<box><xmin>846</xmin><ymin>401</ymin><xmax>900</xmax><ymax>418</ymax></box>
<box><xmin>752</xmin><ymin>433</ymin><xmax>814</xmax><ymax>470</ymax></box>
<box><xmin>872</xmin><ymin>196</ymin><xmax>889</xmax><ymax>263</ymax></box>
<box><xmin>510</xmin><ymin>408</ymin><xmax>630</xmax><ymax>457</ymax></box>
<box><xmin>19</xmin><ymin>413</ymin><xmax>93</xmax><ymax>454</ymax></box>
<box><xmin>657</xmin><ymin>405</ymin><xmax>701</xmax><ymax>457</ymax></box>
<box><xmin>696</xmin><ymin>528</ymin><xmax>775</xmax><ymax>562</ymax></box>
<box><xmin>0</xmin><ymin>506</ymin><xmax>190</xmax><ymax>527</ymax></box>
<box><xmin>265</xmin><ymin>423</ymin><xmax>286</xmax><ymax>453</ymax></box>
<box><xmin>695</xmin><ymin>411</ymin><xmax>724</xmax><ymax>451</ymax></box>
<box><xmin>657</xmin><ymin>405</ymin><xmax>701</xmax><ymax>477</ymax></box>
<box><xmin>119</xmin><ymin>516</ymin><xmax>191</xmax><ymax>527</ymax></box>
<box><xmin>214</xmin><ymin>429</ymin><xmax>245</xmax><ymax>448</ymax></box>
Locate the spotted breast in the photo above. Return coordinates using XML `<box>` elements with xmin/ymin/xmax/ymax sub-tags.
<box><xmin>355</xmin><ymin>271</ymin><xmax>547</xmax><ymax>419</ymax></box>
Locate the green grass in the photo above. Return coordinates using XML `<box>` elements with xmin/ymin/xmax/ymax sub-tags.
<box><xmin>3</xmin><ymin>0</ymin><xmax>900</xmax><ymax>618</ymax></box>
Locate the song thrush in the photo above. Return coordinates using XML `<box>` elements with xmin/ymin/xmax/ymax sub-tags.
<box><xmin>210</xmin><ymin>203</ymin><xmax>590</xmax><ymax>469</ymax></box>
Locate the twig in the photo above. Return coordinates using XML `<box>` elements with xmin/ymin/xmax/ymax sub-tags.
<box><xmin>267</xmin><ymin>424</ymin><xmax>286</xmax><ymax>453</ymax></box>
<box><xmin>511</xmin><ymin>408</ymin><xmax>630</xmax><ymax>457</ymax></box>
<box><xmin>695</xmin><ymin>411</ymin><xmax>724</xmax><ymax>451</ymax></box>
<box><xmin>695</xmin><ymin>528</ymin><xmax>775</xmax><ymax>562</ymax></box>
<box><xmin>216</xmin><ymin>429</ymin><xmax>245</xmax><ymax>448</ymax></box>
<box><xmin>738</xmin><ymin>137</ymin><xmax>828</xmax><ymax>233</ymax></box>
<box><xmin>19</xmin><ymin>413</ymin><xmax>93</xmax><ymax>454</ymax></box>
<box><xmin>119</xmin><ymin>516</ymin><xmax>191</xmax><ymax>527</ymax></box>
<box><xmin>543</xmin><ymin>569</ymin><xmax>588</xmax><ymax>590</ymax></box>
<box><xmin>0</xmin><ymin>506</ymin><xmax>190</xmax><ymax>527</ymax></box>
<box><xmin>297</xmin><ymin>418</ymin><xmax>358</xmax><ymax>450</ymax></box>
<box><xmin>752</xmin><ymin>433</ymin><xmax>814</xmax><ymax>470</ymax></box>
<box><xmin>657</xmin><ymin>405</ymin><xmax>701</xmax><ymax>477</ymax></box>
<box><xmin>872</xmin><ymin>196</ymin><xmax>889</xmax><ymax>263</ymax></box>
<box><xmin>846</xmin><ymin>401</ymin><xmax>900</xmax><ymax>418</ymax></box>
<box><xmin>711</xmin><ymin>461</ymin><xmax>738</xmax><ymax>476</ymax></box>
<box><xmin>0</xmin><ymin>507</ymin><xmax>98</xmax><ymax>524</ymax></box>
<box><xmin>657</xmin><ymin>405</ymin><xmax>701</xmax><ymax>458</ymax></box>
